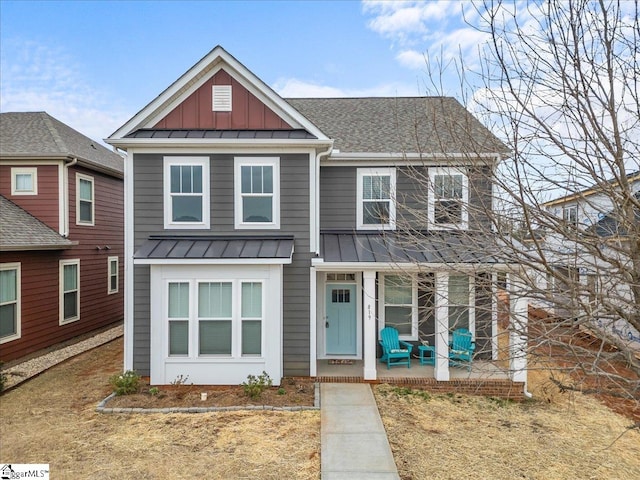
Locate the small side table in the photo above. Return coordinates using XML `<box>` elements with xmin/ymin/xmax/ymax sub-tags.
<box><xmin>418</xmin><ymin>345</ymin><xmax>435</xmax><ymax>366</ymax></box>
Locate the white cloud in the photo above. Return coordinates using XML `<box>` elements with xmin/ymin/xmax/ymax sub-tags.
<box><xmin>273</xmin><ymin>77</ymin><xmax>418</xmax><ymax>98</ymax></box>
<box><xmin>396</xmin><ymin>50</ymin><xmax>426</xmax><ymax>70</ymax></box>
<box><xmin>0</xmin><ymin>39</ymin><xmax>129</xmax><ymax>144</ymax></box>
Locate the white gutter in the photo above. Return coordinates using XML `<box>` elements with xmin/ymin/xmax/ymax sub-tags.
<box><xmin>62</xmin><ymin>157</ymin><xmax>78</xmax><ymax>237</ymax></box>
<box><xmin>314</xmin><ymin>144</ymin><xmax>333</xmax><ymax>255</ymax></box>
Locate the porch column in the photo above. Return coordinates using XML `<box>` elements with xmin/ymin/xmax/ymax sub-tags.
<box><xmin>491</xmin><ymin>272</ymin><xmax>499</xmax><ymax>361</ymax></box>
<box><xmin>363</xmin><ymin>270</ymin><xmax>377</xmax><ymax>380</ymax></box>
<box><xmin>509</xmin><ymin>272</ymin><xmax>528</xmax><ymax>383</ymax></box>
<box><xmin>434</xmin><ymin>271</ymin><xmax>450</xmax><ymax>381</ymax></box>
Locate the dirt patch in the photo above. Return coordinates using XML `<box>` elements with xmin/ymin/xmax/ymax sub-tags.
<box><xmin>106</xmin><ymin>377</ymin><xmax>316</xmax><ymax>409</ymax></box>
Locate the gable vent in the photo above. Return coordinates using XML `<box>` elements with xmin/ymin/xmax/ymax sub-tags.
<box><xmin>212</xmin><ymin>85</ymin><xmax>232</xmax><ymax>112</ymax></box>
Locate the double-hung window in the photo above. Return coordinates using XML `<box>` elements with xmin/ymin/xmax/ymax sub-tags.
<box><xmin>11</xmin><ymin>168</ymin><xmax>37</xmax><ymax>195</ymax></box>
<box><xmin>429</xmin><ymin>168</ymin><xmax>468</xmax><ymax>230</ymax></box>
<box><xmin>0</xmin><ymin>263</ymin><xmax>21</xmax><ymax>343</ymax></box>
<box><xmin>357</xmin><ymin>168</ymin><xmax>396</xmax><ymax>230</ymax></box>
<box><xmin>76</xmin><ymin>174</ymin><xmax>95</xmax><ymax>225</ymax></box>
<box><xmin>108</xmin><ymin>256</ymin><xmax>119</xmax><ymax>294</ymax></box>
<box><xmin>235</xmin><ymin>157</ymin><xmax>280</xmax><ymax>229</ymax></box>
<box><xmin>448</xmin><ymin>275</ymin><xmax>474</xmax><ymax>332</ymax></box>
<box><xmin>198</xmin><ymin>282</ymin><xmax>233</xmax><ymax>355</ymax></box>
<box><xmin>563</xmin><ymin>205</ymin><xmax>578</xmax><ymax>227</ymax></box>
<box><xmin>382</xmin><ymin>274</ymin><xmax>417</xmax><ymax>340</ymax></box>
<box><xmin>164</xmin><ymin>157</ymin><xmax>210</xmax><ymax>229</ymax></box>
<box><xmin>60</xmin><ymin>259</ymin><xmax>80</xmax><ymax>324</ymax></box>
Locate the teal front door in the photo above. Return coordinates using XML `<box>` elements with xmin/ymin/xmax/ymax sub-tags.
<box><xmin>325</xmin><ymin>284</ymin><xmax>357</xmax><ymax>355</ymax></box>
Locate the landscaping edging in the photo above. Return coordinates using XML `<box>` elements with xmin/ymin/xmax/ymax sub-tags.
<box><xmin>96</xmin><ymin>383</ymin><xmax>321</xmax><ymax>413</ymax></box>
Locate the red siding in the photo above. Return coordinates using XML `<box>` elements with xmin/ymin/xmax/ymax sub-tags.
<box><xmin>154</xmin><ymin>69</ymin><xmax>293</xmax><ymax>130</ymax></box>
<box><xmin>0</xmin><ymin>164</ymin><xmax>61</xmax><ymax>231</ymax></box>
<box><xmin>0</xmin><ymin>166</ymin><xmax>124</xmax><ymax>362</ymax></box>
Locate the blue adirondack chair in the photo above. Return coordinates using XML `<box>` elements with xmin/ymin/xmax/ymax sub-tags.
<box><xmin>379</xmin><ymin>326</ymin><xmax>413</xmax><ymax>369</ymax></box>
<box><xmin>449</xmin><ymin>328</ymin><xmax>475</xmax><ymax>371</ymax></box>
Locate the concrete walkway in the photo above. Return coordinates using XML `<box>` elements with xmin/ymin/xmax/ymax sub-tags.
<box><xmin>321</xmin><ymin>383</ymin><xmax>400</xmax><ymax>479</ymax></box>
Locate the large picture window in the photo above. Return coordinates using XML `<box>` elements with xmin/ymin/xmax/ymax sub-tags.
<box><xmin>76</xmin><ymin>174</ymin><xmax>95</xmax><ymax>225</ymax></box>
<box><xmin>60</xmin><ymin>260</ymin><xmax>80</xmax><ymax>324</ymax></box>
<box><xmin>357</xmin><ymin>168</ymin><xmax>396</xmax><ymax>230</ymax></box>
<box><xmin>0</xmin><ymin>263</ymin><xmax>21</xmax><ymax>343</ymax></box>
<box><xmin>428</xmin><ymin>168</ymin><xmax>468</xmax><ymax>230</ymax></box>
<box><xmin>382</xmin><ymin>274</ymin><xmax>417</xmax><ymax>340</ymax></box>
<box><xmin>164</xmin><ymin>157</ymin><xmax>210</xmax><ymax>229</ymax></box>
<box><xmin>235</xmin><ymin>157</ymin><xmax>280</xmax><ymax>229</ymax></box>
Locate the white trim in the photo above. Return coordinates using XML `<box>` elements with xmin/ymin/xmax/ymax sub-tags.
<box><xmin>362</xmin><ymin>271</ymin><xmax>377</xmax><ymax>380</ymax></box>
<box><xmin>59</xmin><ymin>162</ymin><xmax>65</xmax><ymax>235</ymax></box>
<box><xmin>10</xmin><ymin>167</ymin><xmax>38</xmax><ymax>195</ymax></box>
<box><xmin>434</xmin><ymin>271</ymin><xmax>450</xmax><ymax>380</ymax></box>
<box><xmin>312</xmin><ymin>259</ymin><xmax>515</xmax><ymax>271</ymax></box>
<box><xmin>110</xmin><ymin>146</ymin><xmax>323</xmax><ymax>155</ymax></box>
<box><xmin>212</xmin><ymin>85</ymin><xmax>232</xmax><ymax>111</ymax></box>
<box><xmin>309</xmin><ymin>267</ymin><xmax>317</xmax><ymax>376</ymax></box>
<box><xmin>75</xmin><ymin>172</ymin><xmax>95</xmax><ymax>226</ymax></box>
<box><xmin>234</xmin><ymin>157</ymin><xmax>280</xmax><ymax>230</ymax></box>
<box><xmin>124</xmin><ymin>149</ymin><xmax>135</xmax><ymax>370</ymax></box>
<box><xmin>0</xmin><ymin>262</ymin><xmax>21</xmax><ymax>344</ymax></box>
<box><xmin>107</xmin><ymin>256</ymin><xmax>119</xmax><ymax>295</ymax></box>
<box><xmin>325</xmin><ymin>152</ymin><xmax>504</xmax><ymax>163</ymax></box>
<box><xmin>379</xmin><ymin>273</ymin><xmax>418</xmax><ymax>341</ymax></box>
<box><xmin>163</xmin><ymin>156</ymin><xmax>210</xmax><ymax>230</ymax></box>
<box><xmin>59</xmin><ymin>259</ymin><xmax>80</xmax><ymax>325</ymax></box>
<box><xmin>428</xmin><ymin>167</ymin><xmax>469</xmax><ymax>231</ymax></box>
<box><xmin>134</xmin><ymin>257</ymin><xmax>292</xmax><ymax>266</ymax></box>
<box><xmin>356</xmin><ymin>167</ymin><xmax>396</xmax><ymax>230</ymax></box>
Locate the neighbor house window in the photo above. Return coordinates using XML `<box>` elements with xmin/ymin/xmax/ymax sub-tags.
<box><xmin>428</xmin><ymin>168</ymin><xmax>469</xmax><ymax>229</ymax></box>
<box><xmin>382</xmin><ymin>274</ymin><xmax>417</xmax><ymax>340</ymax></box>
<box><xmin>563</xmin><ymin>205</ymin><xmax>578</xmax><ymax>226</ymax></box>
<box><xmin>163</xmin><ymin>157</ymin><xmax>210</xmax><ymax>229</ymax></box>
<box><xmin>0</xmin><ymin>263</ymin><xmax>21</xmax><ymax>343</ymax></box>
<box><xmin>234</xmin><ymin>157</ymin><xmax>280</xmax><ymax>229</ymax></box>
<box><xmin>60</xmin><ymin>260</ymin><xmax>80</xmax><ymax>324</ymax></box>
<box><xmin>11</xmin><ymin>168</ymin><xmax>37</xmax><ymax>195</ymax></box>
<box><xmin>76</xmin><ymin>174</ymin><xmax>94</xmax><ymax>225</ymax></box>
<box><xmin>357</xmin><ymin>168</ymin><xmax>396</xmax><ymax>230</ymax></box>
<box><xmin>108</xmin><ymin>256</ymin><xmax>119</xmax><ymax>294</ymax></box>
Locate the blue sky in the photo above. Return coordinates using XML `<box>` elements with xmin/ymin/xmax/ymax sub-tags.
<box><xmin>1</xmin><ymin>0</ymin><xmax>483</xmax><ymax>142</ymax></box>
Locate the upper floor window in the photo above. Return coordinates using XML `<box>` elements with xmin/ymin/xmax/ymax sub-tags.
<box><xmin>563</xmin><ymin>205</ymin><xmax>578</xmax><ymax>226</ymax></box>
<box><xmin>108</xmin><ymin>256</ymin><xmax>119</xmax><ymax>294</ymax></box>
<box><xmin>234</xmin><ymin>157</ymin><xmax>280</xmax><ymax>229</ymax></box>
<box><xmin>60</xmin><ymin>259</ymin><xmax>80</xmax><ymax>324</ymax></box>
<box><xmin>163</xmin><ymin>157</ymin><xmax>210</xmax><ymax>229</ymax></box>
<box><xmin>11</xmin><ymin>168</ymin><xmax>37</xmax><ymax>195</ymax></box>
<box><xmin>0</xmin><ymin>263</ymin><xmax>21</xmax><ymax>343</ymax></box>
<box><xmin>76</xmin><ymin>174</ymin><xmax>95</xmax><ymax>225</ymax></box>
<box><xmin>357</xmin><ymin>168</ymin><xmax>396</xmax><ymax>230</ymax></box>
<box><xmin>428</xmin><ymin>168</ymin><xmax>469</xmax><ymax>230</ymax></box>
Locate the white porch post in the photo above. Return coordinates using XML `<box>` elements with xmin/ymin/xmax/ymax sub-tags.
<box><xmin>491</xmin><ymin>271</ymin><xmax>499</xmax><ymax>361</ymax></box>
<box><xmin>509</xmin><ymin>272</ymin><xmax>528</xmax><ymax>383</ymax></box>
<box><xmin>363</xmin><ymin>270</ymin><xmax>377</xmax><ymax>380</ymax></box>
<box><xmin>434</xmin><ymin>271</ymin><xmax>450</xmax><ymax>381</ymax></box>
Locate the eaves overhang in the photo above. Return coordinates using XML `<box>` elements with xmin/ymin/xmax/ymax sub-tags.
<box><xmin>0</xmin><ymin>153</ymin><xmax>124</xmax><ymax>179</ymax></box>
<box><xmin>105</xmin><ymin>137</ymin><xmax>333</xmax><ymax>150</ymax></box>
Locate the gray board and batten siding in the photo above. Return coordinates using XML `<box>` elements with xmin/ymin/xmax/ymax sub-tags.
<box><xmin>320</xmin><ymin>165</ymin><xmax>494</xmax><ymax>232</ymax></box>
<box><xmin>131</xmin><ymin>153</ymin><xmax>312</xmax><ymax>376</ymax></box>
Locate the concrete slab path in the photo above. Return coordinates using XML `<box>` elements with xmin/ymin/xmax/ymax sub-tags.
<box><xmin>321</xmin><ymin>383</ymin><xmax>400</xmax><ymax>480</ymax></box>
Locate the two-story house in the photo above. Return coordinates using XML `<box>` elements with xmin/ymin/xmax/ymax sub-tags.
<box><xmin>106</xmin><ymin>46</ymin><xmax>529</xmax><ymax>392</ymax></box>
<box><xmin>0</xmin><ymin>112</ymin><xmax>124</xmax><ymax>361</ymax></box>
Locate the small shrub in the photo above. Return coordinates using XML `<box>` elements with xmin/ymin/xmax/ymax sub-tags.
<box><xmin>109</xmin><ymin>370</ymin><xmax>140</xmax><ymax>396</ymax></box>
<box><xmin>148</xmin><ymin>387</ymin><xmax>160</xmax><ymax>396</ymax></box>
<box><xmin>242</xmin><ymin>371</ymin><xmax>273</xmax><ymax>399</ymax></box>
<box><xmin>170</xmin><ymin>374</ymin><xmax>190</xmax><ymax>386</ymax></box>
<box><xmin>277</xmin><ymin>387</ymin><xmax>286</xmax><ymax>395</ymax></box>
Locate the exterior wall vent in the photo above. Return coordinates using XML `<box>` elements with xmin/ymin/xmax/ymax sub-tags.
<box><xmin>212</xmin><ymin>85</ymin><xmax>232</xmax><ymax>112</ymax></box>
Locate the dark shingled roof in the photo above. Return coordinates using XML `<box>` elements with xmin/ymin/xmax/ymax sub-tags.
<box><xmin>286</xmin><ymin>97</ymin><xmax>508</xmax><ymax>155</ymax></box>
<box><xmin>0</xmin><ymin>112</ymin><xmax>123</xmax><ymax>175</ymax></box>
<box><xmin>135</xmin><ymin>235</ymin><xmax>295</xmax><ymax>261</ymax></box>
<box><xmin>0</xmin><ymin>195</ymin><xmax>75</xmax><ymax>251</ymax></box>
<box><xmin>320</xmin><ymin>231</ymin><xmax>506</xmax><ymax>264</ymax></box>
<box><xmin>125</xmin><ymin>129</ymin><xmax>317</xmax><ymax>140</ymax></box>
<box><xmin>590</xmin><ymin>192</ymin><xmax>640</xmax><ymax>238</ymax></box>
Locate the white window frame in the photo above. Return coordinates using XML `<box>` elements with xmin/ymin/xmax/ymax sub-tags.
<box><xmin>60</xmin><ymin>259</ymin><xmax>80</xmax><ymax>324</ymax></box>
<box><xmin>380</xmin><ymin>273</ymin><xmax>418</xmax><ymax>341</ymax></box>
<box><xmin>163</xmin><ymin>156</ymin><xmax>210</xmax><ymax>230</ymax></box>
<box><xmin>234</xmin><ymin>157</ymin><xmax>280</xmax><ymax>230</ymax></box>
<box><xmin>356</xmin><ymin>167</ymin><xmax>396</xmax><ymax>230</ymax></box>
<box><xmin>11</xmin><ymin>168</ymin><xmax>38</xmax><ymax>195</ymax></box>
<box><xmin>76</xmin><ymin>173</ymin><xmax>95</xmax><ymax>226</ymax></box>
<box><xmin>428</xmin><ymin>167</ymin><xmax>469</xmax><ymax>230</ymax></box>
<box><xmin>0</xmin><ymin>263</ymin><xmax>21</xmax><ymax>343</ymax></box>
<box><xmin>563</xmin><ymin>205</ymin><xmax>578</xmax><ymax>226</ymax></box>
<box><xmin>108</xmin><ymin>256</ymin><xmax>119</xmax><ymax>295</ymax></box>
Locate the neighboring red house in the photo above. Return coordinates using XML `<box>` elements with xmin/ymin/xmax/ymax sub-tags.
<box><xmin>0</xmin><ymin>112</ymin><xmax>124</xmax><ymax>362</ymax></box>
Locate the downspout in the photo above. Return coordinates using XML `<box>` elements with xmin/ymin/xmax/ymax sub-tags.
<box><xmin>62</xmin><ymin>157</ymin><xmax>78</xmax><ymax>237</ymax></box>
<box><xmin>315</xmin><ymin>143</ymin><xmax>333</xmax><ymax>255</ymax></box>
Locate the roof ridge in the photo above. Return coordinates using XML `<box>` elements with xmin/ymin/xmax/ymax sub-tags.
<box><xmin>40</xmin><ymin>112</ymin><xmax>69</xmax><ymax>153</ymax></box>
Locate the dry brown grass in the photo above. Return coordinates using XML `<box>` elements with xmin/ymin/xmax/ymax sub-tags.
<box><xmin>0</xmin><ymin>339</ymin><xmax>320</xmax><ymax>480</ymax></box>
<box><xmin>375</xmin><ymin>381</ymin><xmax>640</xmax><ymax>480</ymax></box>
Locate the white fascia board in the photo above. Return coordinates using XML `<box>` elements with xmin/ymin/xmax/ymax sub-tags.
<box><xmin>311</xmin><ymin>259</ymin><xmax>513</xmax><ymax>271</ymax></box>
<box><xmin>323</xmin><ymin>153</ymin><xmax>500</xmax><ymax>166</ymax></box>
<box><xmin>113</xmin><ymin>146</ymin><xmax>322</xmax><ymax>156</ymax></box>
<box><xmin>107</xmin><ymin>138</ymin><xmax>333</xmax><ymax>150</ymax></box>
<box><xmin>133</xmin><ymin>257</ymin><xmax>293</xmax><ymax>266</ymax></box>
